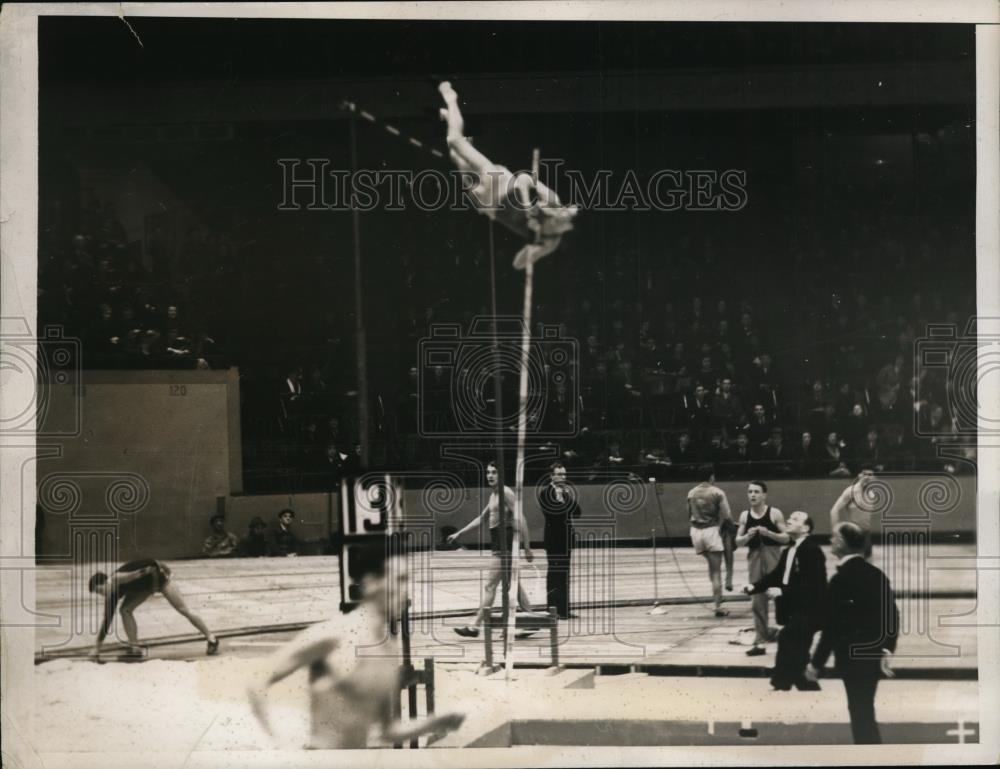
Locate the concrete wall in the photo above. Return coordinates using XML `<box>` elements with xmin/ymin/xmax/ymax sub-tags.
<box><xmin>224</xmin><ymin>473</ymin><xmax>975</xmax><ymax>552</ymax></box>
<box><xmin>37</xmin><ymin>369</ymin><xmax>242</xmax><ymax>561</ymax></box>
<box><xmin>37</xmin><ymin>370</ymin><xmax>974</xmax><ymax>562</ymax></box>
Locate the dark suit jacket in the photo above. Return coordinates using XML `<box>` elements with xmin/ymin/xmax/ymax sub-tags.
<box><xmin>240</xmin><ymin>533</ymin><xmax>271</xmax><ymax>557</ymax></box>
<box><xmin>270</xmin><ymin>526</ymin><xmax>300</xmax><ymax>556</ymax></box>
<box><xmin>722</xmin><ymin>445</ymin><xmax>755</xmax><ymax>479</ymax></box>
<box><xmin>749</xmin><ymin>536</ymin><xmax>827</xmax><ymax>625</ymax></box>
<box><xmin>810</xmin><ymin>556</ymin><xmax>900</xmax><ymax>674</ymax></box>
<box><xmin>538</xmin><ymin>485</ymin><xmax>582</xmax><ymax>556</ymax></box>
<box><xmin>760</xmin><ymin>442</ymin><xmax>793</xmax><ymax>468</ymax></box>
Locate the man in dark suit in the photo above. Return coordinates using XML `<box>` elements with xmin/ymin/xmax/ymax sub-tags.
<box><xmin>722</xmin><ymin>431</ymin><xmax>755</xmax><ymax>480</ymax></box>
<box><xmin>759</xmin><ymin>427</ymin><xmax>794</xmax><ymax>476</ymax></box>
<box><xmin>745</xmin><ymin>403</ymin><xmax>773</xmax><ymax>448</ymax></box>
<box><xmin>806</xmin><ymin>522</ymin><xmax>900</xmax><ymax>744</ymax></box>
<box><xmin>743</xmin><ymin>511</ymin><xmax>826</xmax><ymax>689</ymax></box>
<box><xmin>271</xmin><ymin>508</ymin><xmax>301</xmax><ymax>557</ymax></box>
<box><xmin>537</xmin><ymin>461</ymin><xmax>582</xmax><ymax>619</ymax></box>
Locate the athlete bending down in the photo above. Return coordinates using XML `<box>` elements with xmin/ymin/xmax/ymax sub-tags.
<box><xmin>89</xmin><ymin>559</ymin><xmax>219</xmax><ymax>659</ymax></box>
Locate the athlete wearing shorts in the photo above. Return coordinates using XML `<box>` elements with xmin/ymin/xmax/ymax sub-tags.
<box><xmin>448</xmin><ymin>462</ymin><xmax>535</xmax><ymax>637</ymax></box>
<box><xmin>89</xmin><ymin>558</ymin><xmax>219</xmax><ymax>659</ymax></box>
<box><xmin>687</xmin><ymin>464</ymin><xmax>734</xmax><ymax>616</ymax></box>
<box><xmin>735</xmin><ymin>481</ymin><xmax>789</xmax><ymax>655</ymax></box>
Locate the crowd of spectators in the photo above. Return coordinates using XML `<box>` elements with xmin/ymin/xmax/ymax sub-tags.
<box><xmin>40</xmin><ymin>190</ymin><xmax>976</xmax><ymax>491</ymax></box>
<box><xmin>38</xmin><ymin>192</ymin><xmax>226</xmax><ymax>370</ymax></box>
<box><xmin>364</xmin><ymin>203</ymin><xmax>976</xmax><ymax>485</ymax></box>
<box><xmin>202</xmin><ymin>509</ymin><xmax>302</xmax><ymax>557</ymax></box>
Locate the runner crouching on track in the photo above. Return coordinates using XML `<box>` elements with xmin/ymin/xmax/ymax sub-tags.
<box><xmin>88</xmin><ymin>559</ymin><xmax>219</xmax><ymax>660</ymax></box>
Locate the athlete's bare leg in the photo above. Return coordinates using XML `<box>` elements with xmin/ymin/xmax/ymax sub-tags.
<box><xmin>471</xmin><ymin>560</ymin><xmax>504</xmax><ymax>627</ymax></box>
<box><xmin>118</xmin><ymin>590</ymin><xmax>151</xmax><ymax>648</ymax></box>
<box><xmin>460</xmin><ymin>556</ymin><xmax>534</xmax><ymax>636</ymax></box>
<box><xmin>705</xmin><ymin>552</ymin><xmax>725</xmax><ymax>613</ymax></box>
<box><xmin>161</xmin><ymin>580</ymin><xmax>217</xmax><ymax>643</ymax></box>
<box><xmin>439</xmin><ymin>82</ymin><xmax>495</xmax><ymax>176</ymax></box>
<box><xmin>723</xmin><ymin>534</ymin><xmax>735</xmax><ymax>591</ymax></box>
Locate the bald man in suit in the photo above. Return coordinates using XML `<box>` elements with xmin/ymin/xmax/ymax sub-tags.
<box><xmin>806</xmin><ymin>522</ymin><xmax>900</xmax><ymax>744</ymax></box>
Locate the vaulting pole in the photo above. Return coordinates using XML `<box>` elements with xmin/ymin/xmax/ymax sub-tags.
<box><xmin>486</xmin><ymin>217</ymin><xmax>512</xmax><ymax>654</ymax></box>
<box><xmin>346</xmin><ymin>104</ymin><xmax>370</xmax><ymax>467</ymax></box>
<box><xmin>503</xmin><ymin>148</ymin><xmax>543</xmax><ymax>678</ymax></box>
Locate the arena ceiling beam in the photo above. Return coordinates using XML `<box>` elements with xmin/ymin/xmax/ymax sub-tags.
<box><xmin>44</xmin><ymin>62</ymin><xmax>971</xmax><ymax>128</ymax></box>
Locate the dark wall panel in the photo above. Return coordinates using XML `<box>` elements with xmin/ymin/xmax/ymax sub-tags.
<box><xmin>38</xmin><ymin>370</ymin><xmax>240</xmax><ymax>561</ymax></box>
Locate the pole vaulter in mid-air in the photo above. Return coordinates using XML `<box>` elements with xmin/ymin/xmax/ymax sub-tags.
<box><xmin>439</xmin><ymin>81</ymin><xmax>578</xmax><ymax>677</ymax></box>
<box><xmin>438</xmin><ymin>81</ymin><xmax>577</xmax><ymax>270</ymax></box>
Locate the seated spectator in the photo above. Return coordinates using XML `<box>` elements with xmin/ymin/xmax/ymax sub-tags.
<box><xmin>694</xmin><ymin>356</ymin><xmax>718</xmax><ymax>390</ymax></box>
<box><xmin>668</xmin><ymin>431</ymin><xmax>700</xmax><ymax>479</ymax></box>
<box><xmin>589</xmin><ymin>439</ymin><xmax>628</xmax><ymax>480</ymax></box>
<box><xmin>714</xmin><ymin>298</ymin><xmax>730</xmax><ymax>326</ymax></box>
<box><xmin>203</xmin><ymin>514</ymin><xmax>239</xmax><ymax>558</ymax></box>
<box><xmin>883</xmin><ymin>423</ymin><xmax>914</xmax><ymax>471</ymax></box>
<box><xmin>544</xmin><ymin>379</ymin><xmax>575</xmax><ymax>434</ymax></box>
<box><xmin>841</xmin><ymin>402</ymin><xmax>869</xmax><ymax>451</ymax></box>
<box><xmin>321</xmin><ymin>415</ymin><xmax>342</xmax><ymax>448</ymax></box>
<box><xmin>305</xmin><ymin>366</ymin><xmax>331</xmax><ymax>415</ymax></box>
<box><xmin>745</xmin><ymin>403</ymin><xmax>773</xmax><ymax>448</ymax></box>
<box><xmin>641</xmin><ymin>445</ymin><xmax>673</xmax><ymax>481</ymax></box>
<box><xmin>281</xmin><ymin>364</ymin><xmax>305</xmax><ymax>429</ymax></box>
<box><xmin>573</xmin><ymin>424</ymin><xmax>601</xmax><ymax>468</ymax></box>
<box><xmin>916</xmin><ymin>404</ymin><xmax>956</xmax><ymax>471</ymax></box>
<box><xmin>316</xmin><ymin>442</ymin><xmax>343</xmax><ymax>487</ymax></box>
<box><xmin>760</xmin><ymin>427</ymin><xmax>794</xmax><ymax>476</ymax></box>
<box><xmin>737</xmin><ymin>310</ymin><xmax>755</xmax><ymax>350</ymax></box>
<box><xmin>582</xmin><ymin>334</ymin><xmax>603</xmax><ymax>369</ymax></box>
<box><xmin>582</xmin><ymin>361</ymin><xmax>610</xmax><ymax>428</ymax></box>
<box><xmin>609</xmin><ymin>360</ymin><xmax>643</xmax><ymax>428</ymax></box>
<box><xmin>712</xmin><ymin>377</ymin><xmax>745</xmax><ymax>438</ymax></box>
<box><xmin>876</xmin><ymin>354</ymin><xmax>904</xmax><ymax>412</ymax></box>
<box><xmin>832</xmin><ymin>381</ymin><xmax>858</xmax><ymax>423</ymax></box>
<box><xmin>795</xmin><ymin>431</ymin><xmax>821</xmax><ymax>476</ymax></box>
<box><xmin>853</xmin><ymin>426</ymin><xmax>885</xmax><ymax>472</ymax></box>
<box><xmin>641</xmin><ymin>346</ymin><xmax>670</xmax><ymax>404</ymax></box>
<box><xmin>682</xmin><ymin>384</ymin><xmax>713</xmax><ymax>443</ymax></box>
<box><xmin>748</xmin><ymin>352</ymin><xmax>778</xmax><ymax>405</ymax></box>
<box><xmin>804</xmin><ymin>379</ymin><xmax>828</xmax><ymax>420</ymax></box>
<box><xmin>85</xmin><ymin>303</ymin><xmax>119</xmax><ymax>359</ymax></box>
<box><xmin>160</xmin><ymin>304</ymin><xmax>186</xmax><ymax>347</ymax></box>
<box><xmin>714</xmin><ymin>319</ymin><xmax>731</xmax><ymax>348</ymax></box>
<box><xmin>240</xmin><ymin>517</ymin><xmax>271</xmax><ymax>557</ymax></box>
<box><xmin>667</xmin><ymin>342</ymin><xmax>691</xmax><ymax>388</ymax></box>
<box><xmin>716</xmin><ymin>342</ymin><xmax>737</xmax><ymax>382</ymax></box>
<box><xmin>300</xmin><ymin>420</ymin><xmax>327</xmax><ymax>473</ymax></box>
<box><xmin>722</xmin><ymin>430</ymin><xmax>756</xmax><ymax>480</ymax></box>
<box><xmin>704</xmin><ymin>432</ymin><xmax>726</xmax><ymax>468</ymax></box>
<box><xmin>805</xmin><ymin>392</ymin><xmax>832</xmax><ymax>432</ymax></box>
<box><xmin>821</xmin><ymin>431</ymin><xmax>851</xmax><ymax>477</ymax></box>
<box><xmin>325</xmin><ymin>440</ymin><xmax>361</xmax><ymax>482</ymax></box>
<box><xmin>138</xmin><ymin>329</ymin><xmax>163</xmax><ymax>363</ymax></box>
<box><xmin>271</xmin><ymin>508</ymin><xmax>300</xmax><ymax>556</ymax></box>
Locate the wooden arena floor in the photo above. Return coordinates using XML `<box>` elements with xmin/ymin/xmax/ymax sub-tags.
<box><xmin>33</xmin><ymin>543</ymin><xmax>980</xmax><ymax>672</ymax></box>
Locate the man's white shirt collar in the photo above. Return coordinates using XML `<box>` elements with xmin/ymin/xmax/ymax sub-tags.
<box><xmin>782</xmin><ymin>535</ymin><xmax>807</xmax><ymax>585</ymax></box>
